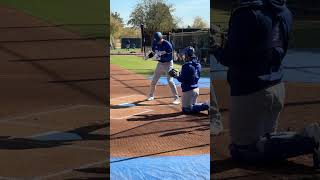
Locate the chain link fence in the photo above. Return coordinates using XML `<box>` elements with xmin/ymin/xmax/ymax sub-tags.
<box><xmin>169</xmin><ymin>30</ymin><xmax>210</xmax><ymax>66</ymax></box>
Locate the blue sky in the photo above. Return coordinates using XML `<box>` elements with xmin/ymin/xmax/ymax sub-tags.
<box><xmin>110</xmin><ymin>0</ymin><xmax>210</xmax><ymax>28</ymax></box>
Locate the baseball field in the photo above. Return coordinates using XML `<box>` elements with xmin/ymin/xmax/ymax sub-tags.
<box><xmin>109</xmin><ymin>54</ymin><xmax>211</xmax><ymax>178</ymax></box>
<box><xmin>0</xmin><ymin>1</ymin><xmax>107</xmax><ymax>179</ymax></box>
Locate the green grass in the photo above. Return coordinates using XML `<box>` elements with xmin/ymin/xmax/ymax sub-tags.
<box><xmin>111</xmin><ymin>55</ymin><xmax>182</xmax><ymax>76</ymax></box>
<box><xmin>110</xmin><ymin>48</ymin><xmax>142</xmax><ymax>54</ymax></box>
<box><xmin>0</xmin><ymin>0</ymin><xmax>108</xmax><ymax>38</ymax></box>
<box><xmin>110</xmin><ymin>55</ymin><xmax>210</xmax><ymax>77</ymax></box>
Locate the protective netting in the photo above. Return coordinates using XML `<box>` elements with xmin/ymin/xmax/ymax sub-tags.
<box><xmin>169</xmin><ymin>30</ymin><xmax>210</xmax><ymax>65</ymax></box>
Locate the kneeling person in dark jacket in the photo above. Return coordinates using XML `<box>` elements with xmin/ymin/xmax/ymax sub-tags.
<box><xmin>174</xmin><ymin>46</ymin><xmax>209</xmax><ymax>114</ymax></box>
<box><xmin>212</xmin><ymin>0</ymin><xmax>320</xmax><ymax>168</ymax></box>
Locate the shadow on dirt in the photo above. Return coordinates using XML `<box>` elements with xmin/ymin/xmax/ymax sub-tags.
<box><xmin>0</xmin><ymin>45</ymin><xmax>106</xmax><ymax>104</ymax></box>
<box><xmin>64</xmin><ymin>166</ymin><xmax>108</xmax><ymax>180</ymax></box>
<box><xmin>110</xmin><ymin>99</ymin><xmax>170</xmax><ymax>109</ymax></box>
<box><xmin>0</xmin><ymin>123</ymin><xmax>107</xmax><ymax>150</ymax></box>
<box><xmin>110</xmin><ymin>143</ymin><xmax>209</xmax><ymax>164</ymax></box>
<box><xmin>159</xmin><ymin>126</ymin><xmax>210</xmax><ymax>137</ymax></box>
<box><xmin>48</xmin><ymin>77</ymin><xmax>108</xmax><ymax>83</ymax></box>
<box><xmin>212</xmin><ymin>158</ymin><xmax>320</xmax><ymax>179</ymax></box>
<box><xmin>127</xmin><ymin>112</ymin><xmax>184</xmax><ymax>121</ymax></box>
<box><xmin>127</xmin><ymin>111</ymin><xmax>208</xmax><ymax>121</ymax></box>
<box><xmin>110</xmin><ymin>112</ymin><xmax>209</xmax><ymax>141</ymax></box>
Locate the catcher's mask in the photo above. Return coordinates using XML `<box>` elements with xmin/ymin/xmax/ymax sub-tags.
<box><xmin>184</xmin><ymin>46</ymin><xmax>196</xmax><ymax>58</ymax></box>
<box><xmin>153</xmin><ymin>32</ymin><xmax>163</xmax><ymax>43</ymax></box>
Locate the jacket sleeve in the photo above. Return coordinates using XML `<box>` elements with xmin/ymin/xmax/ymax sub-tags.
<box><xmin>176</xmin><ymin>65</ymin><xmax>193</xmax><ymax>83</ymax></box>
<box><xmin>213</xmin><ymin>8</ymin><xmax>258</xmax><ymax>67</ymax></box>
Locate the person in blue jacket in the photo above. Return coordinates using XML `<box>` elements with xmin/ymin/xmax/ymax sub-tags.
<box><xmin>172</xmin><ymin>46</ymin><xmax>209</xmax><ymax>114</ymax></box>
<box><xmin>212</xmin><ymin>0</ymin><xmax>320</xmax><ymax>167</ymax></box>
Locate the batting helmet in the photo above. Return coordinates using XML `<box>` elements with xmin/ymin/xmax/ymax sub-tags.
<box><xmin>153</xmin><ymin>32</ymin><xmax>163</xmax><ymax>43</ymax></box>
<box><xmin>184</xmin><ymin>46</ymin><xmax>196</xmax><ymax>58</ymax></box>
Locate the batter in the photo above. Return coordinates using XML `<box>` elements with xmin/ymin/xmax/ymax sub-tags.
<box><xmin>146</xmin><ymin>32</ymin><xmax>180</xmax><ymax>105</ymax></box>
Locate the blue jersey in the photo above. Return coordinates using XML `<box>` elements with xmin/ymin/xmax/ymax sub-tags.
<box><xmin>152</xmin><ymin>40</ymin><xmax>173</xmax><ymax>62</ymax></box>
<box><xmin>176</xmin><ymin>58</ymin><xmax>201</xmax><ymax>92</ymax></box>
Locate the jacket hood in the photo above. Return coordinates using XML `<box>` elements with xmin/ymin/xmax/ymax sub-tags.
<box><xmin>240</xmin><ymin>0</ymin><xmax>286</xmax><ymax>11</ymax></box>
<box><xmin>240</xmin><ymin>0</ymin><xmax>263</xmax><ymax>6</ymax></box>
<box><xmin>265</xmin><ymin>0</ymin><xmax>286</xmax><ymax>11</ymax></box>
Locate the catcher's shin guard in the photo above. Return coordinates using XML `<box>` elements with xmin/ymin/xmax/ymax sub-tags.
<box><xmin>257</xmin><ymin>132</ymin><xmax>315</xmax><ymax>160</ymax></box>
<box><xmin>192</xmin><ymin>103</ymin><xmax>209</xmax><ymax>113</ymax></box>
<box><xmin>182</xmin><ymin>103</ymin><xmax>209</xmax><ymax>114</ymax></box>
<box><xmin>230</xmin><ymin>132</ymin><xmax>316</xmax><ymax>164</ymax></box>
<box><xmin>182</xmin><ymin>107</ymin><xmax>193</xmax><ymax>114</ymax></box>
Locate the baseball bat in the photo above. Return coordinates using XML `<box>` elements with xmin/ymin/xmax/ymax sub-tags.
<box><xmin>140</xmin><ymin>24</ymin><xmax>146</xmax><ymax>58</ymax></box>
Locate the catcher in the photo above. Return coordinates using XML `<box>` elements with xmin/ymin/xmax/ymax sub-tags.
<box><xmin>169</xmin><ymin>46</ymin><xmax>209</xmax><ymax>114</ymax></box>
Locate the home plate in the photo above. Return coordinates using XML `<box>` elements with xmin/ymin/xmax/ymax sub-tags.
<box><xmin>117</xmin><ymin>103</ymin><xmax>136</xmax><ymax>107</ymax></box>
<box><xmin>28</xmin><ymin>131</ymin><xmax>82</xmax><ymax>141</ymax></box>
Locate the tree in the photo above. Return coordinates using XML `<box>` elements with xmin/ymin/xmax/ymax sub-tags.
<box><xmin>111</xmin><ymin>12</ymin><xmax>124</xmax><ymax>26</ymax></box>
<box><xmin>121</xmin><ymin>27</ymin><xmax>140</xmax><ymax>38</ymax></box>
<box><xmin>110</xmin><ymin>11</ymin><xmax>123</xmax><ymax>40</ymax></box>
<box><xmin>128</xmin><ymin>0</ymin><xmax>180</xmax><ymax>41</ymax></box>
<box><xmin>192</xmin><ymin>16</ymin><xmax>208</xmax><ymax>29</ymax></box>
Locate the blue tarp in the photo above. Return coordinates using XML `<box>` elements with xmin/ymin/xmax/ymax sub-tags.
<box><xmin>149</xmin><ymin>77</ymin><xmax>210</xmax><ymax>88</ymax></box>
<box><xmin>110</xmin><ymin>154</ymin><xmax>210</xmax><ymax>180</ymax></box>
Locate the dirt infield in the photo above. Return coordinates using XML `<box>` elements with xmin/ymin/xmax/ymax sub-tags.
<box><xmin>110</xmin><ymin>63</ymin><xmax>210</xmax><ymax>158</ymax></box>
<box><xmin>211</xmin><ymin>80</ymin><xmax>320</xmax><ymax>179</ymax></box>
<box><xmin>0</xmin><ymin>5</ymin><xmax>107</xmax><ymax>179</ymax></box>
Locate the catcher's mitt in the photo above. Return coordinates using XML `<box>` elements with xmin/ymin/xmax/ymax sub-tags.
<box><xmin>168</xmin><ymin>68</ymin><xmax>179</xmax><ymax>78</ymax></box>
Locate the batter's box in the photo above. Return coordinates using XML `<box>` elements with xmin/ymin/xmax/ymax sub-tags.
<box><xmin>110</xmin><ymin>94</ymin><xmax>148</xmax><ymax>106</ymax></box>
<box><xmin>110</xmin><ymin>107</ymin><xmax>153</xmax><ymax>120</ymax></box>
<box><xmin>109</xmin><ymin>79</ymin><xmax>123</xmax><ymax>87</ymax></box>
<box><xmin>110</xmin><ymin>94</ymin><xmax>170</xmax><ymax>107</ymax></box>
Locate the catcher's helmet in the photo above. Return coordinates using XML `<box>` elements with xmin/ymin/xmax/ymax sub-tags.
<box><xmin>153</xmin><ymin>32</ymin><xmax>163</xmax><ymax>43</ymax></box>
<box><xmin>184</xmin><ymin>46</ymin><xmax>196</xmax><ymax>57</ymax></box>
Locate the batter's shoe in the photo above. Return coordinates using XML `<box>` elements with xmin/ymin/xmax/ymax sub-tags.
<box><xmin>172</xmin><ymin>97</ymin><xmax>180</xmax><ymax>105</ymax></box>
<box><xmin>211</xmin><ymin>118</ymin><xmax>223</xmax><ymax>136</ymax></box>
<box><xmin>146</xmin><ymin>96</ymin><xmax>154</xmax><ymax>101</ymax></box>
<box><xmin>304</xmin><ymin>123</ymin><xmax>320</xmax><ymax>168</ymax></box>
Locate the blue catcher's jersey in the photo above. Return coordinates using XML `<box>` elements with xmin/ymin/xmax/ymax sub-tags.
<box><xmin>152</xmin><ymin>40</ymin><xmax>173</xmax><ymax>62</ymax></box>
<box><xmin>177</xmin><ymin>58</ymin><xmax>201</xmax><ymax>92</ymax></box>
